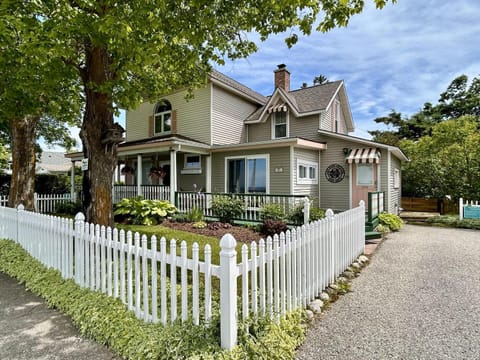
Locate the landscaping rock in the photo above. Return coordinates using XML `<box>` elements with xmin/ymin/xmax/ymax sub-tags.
<box><xmin>337</xmin><ymin>276</ymin><xmax>348</xmax><ymax>284</ymax></box>
<box><xmin>358</xmin><ymin>255</ymin><xmax>369</xmax><ymax>263</ymax></box>
<box><xmin>319</xmin><ymin>292</ymin><xmax>330</xmax><ymax>302</ymax></box>
<box><xmin>352</xmin><ymin>262</ymin><xmax>361</xmax><ymax>269</ymax></box>
<box><xmin>329</xmin><ymin>283</ymin><xmax>339</xmax><ymax>290</ymax></box>
<box><xmin>342</xmin><ymin>270</ymin><xmax>355</xmax><ymax>279</ymax></box>
<box><xmin>308</xmin><ymin>300</ymin><xmax>324</xmax><ymax>314</ymax></box>
<box><xmin>305</xmin><ymin>309</ymin><xmax>314</xmax><ymax>320</ymax></box>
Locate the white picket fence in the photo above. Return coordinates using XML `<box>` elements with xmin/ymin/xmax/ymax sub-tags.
<box><xmin>0</xmin><ymin>202</ymin><xmax>365</xmax><ymax>349</ymax></box>
<box><xmin>459</xmin><ymin>197</ymin><xmax>480</xmax><ymax>220</ymax></box>
<box><xmin>0</xmin><ymin>193</ymin><xmax>74</xmax><ymax>213</ymax></box>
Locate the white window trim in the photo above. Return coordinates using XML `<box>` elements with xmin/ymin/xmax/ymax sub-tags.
<box><xmin>335</xmin><ymin>100</ymin><xmax>341</xmax><ymax>133</ymax></box>
<box><xmin>271</xmin><ymin>111</ymin><xmax>289</xmax><ymax>139</ymax></box>
<box><xmin>393</xmin><ymin>168</ymin><xmax>400</xmax><ymax>189</ymax></box>
<box><xmin>153</xmin><ymin>106</ymin><xmax>172</xmax><ymax>135</ymax></box>
<box><xmin>181</xmin><ymin>153</ymin><xmax>202</xmax><ymax>174</ymax></box>
<box><xmin>224</xmin><ymin>154</ymin><xmax>270</xmax><ymax>193</ymax></box>
<box><xmin>297</xmin><ymin>160</ymin><xmax>318</xmax><ymax>185</ymax></box>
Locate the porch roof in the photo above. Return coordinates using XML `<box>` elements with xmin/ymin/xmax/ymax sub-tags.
<box><xmin>117</xmin><ymin>134</ymin><xmax>211</xmax><ymax>156</ymax></box>
<box><xmin>211</xmin><ymin>137</ymin><xmax>327</xmax><ymax>152</ymax></box>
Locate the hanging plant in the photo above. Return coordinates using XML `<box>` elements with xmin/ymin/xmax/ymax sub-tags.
<box><xmin>149</xmin><ymin>166</ymin><xmax>167</xmax><ymax>179</ymax></box>
<box><xmin>121</xmin><ymin>165</ymin><xmax>135</xmax><ymax>175</ymax></box>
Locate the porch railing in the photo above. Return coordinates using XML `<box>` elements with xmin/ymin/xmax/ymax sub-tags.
<box><xmin>175</xmin><ymin>192</ymin><xmax>308</xmax><ymax>224</ymax></box>
<box><xmin>113</xmin><ymin>185</ymin><xmax>170</xmax><ymax>204</ymax></box>
<box><xmin>367</xmin><ymin>191</ymin><xmax>385</xmax><ymax>223</ymax></box>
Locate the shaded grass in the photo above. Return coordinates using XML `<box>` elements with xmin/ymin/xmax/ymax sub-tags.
<box><xmin>424</xmin><ymin>215</ymin><xmax>480</xmax><ymax>230</ymax></box>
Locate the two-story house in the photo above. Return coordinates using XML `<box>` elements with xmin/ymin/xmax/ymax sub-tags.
<box><xmin>107</xmin><ymin>64</ymin><xmax>407</xmax><ymax>213</ymax></box>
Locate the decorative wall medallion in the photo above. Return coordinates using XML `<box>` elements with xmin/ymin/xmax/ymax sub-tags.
<box><xmin>325</xmin><ymin>163</ymin><xmax>345</xmax><ymax>183</ymax></box>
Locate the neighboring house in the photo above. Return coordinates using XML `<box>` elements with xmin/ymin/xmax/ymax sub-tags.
<box><xmin>36</xmin><ymin>151</ymin><xmax>75</xmax><ymax>175</ymax></box>
<box><xmin>4</xmin><ymin>151</ymin><xmax>75</xmax><ymax>176</ymax></box>
<box><xmin>70</xmin><ymin>64</ymin><xmax>408</xmax><ymax>214</ymax></box>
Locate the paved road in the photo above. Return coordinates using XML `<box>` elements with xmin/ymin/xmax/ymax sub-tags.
<box><xmin>296</xmin><ymin>225</ymin><xmax>480</xmax><ymax>360</ymax></box>
<box><xmin>0</xmin><ymin>272</ymin><xmax>118</xmax><ymax>360</ymax></box>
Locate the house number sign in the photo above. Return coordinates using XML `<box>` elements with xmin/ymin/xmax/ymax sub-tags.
<box><xmin>325</xmin><ymin>163</ymin><xmax>345</xmax><ymax>183</ymax></box>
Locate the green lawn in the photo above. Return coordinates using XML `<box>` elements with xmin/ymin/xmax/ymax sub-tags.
<box><xmin>116</xmin><ymin>224</ymin><xmax>247</xmax><ymax>265</ymax></box>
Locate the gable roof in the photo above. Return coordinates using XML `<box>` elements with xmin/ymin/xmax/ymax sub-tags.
<box><xmin>289</xmin><ymin>80</ymin><xmax>343</xmax><ymax>113</ymax></box>
<box><xmin>244</xmin><ymin>80</ymin><xmax>354</xmax><ymax>131</ymax></box>
<box><xmin>209</xmin><ymin>70</ymin><xmax>268</xmax><ymax>105</ymax></box>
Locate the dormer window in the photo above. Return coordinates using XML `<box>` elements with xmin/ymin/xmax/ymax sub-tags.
<box><xmin>154</xmin><ymin>100</ymin><xmax>172</xmax><ymax>135</ymax></box>
<box><xmin>272</xmin><ymin>111</ymin><xmax>288</xmax><ymax>139</ymax></box>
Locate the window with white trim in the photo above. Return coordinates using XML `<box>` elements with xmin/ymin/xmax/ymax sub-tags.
<box><xmin>226</xmin><ymin>155</ymin><xmax>269</xmax><ymax>193</ymax></box>
<box><xmin>272</xmin><ymin>111</ymin><xmax>288</xmax><ymax>139</ymax></box>
<box><xmin>297</xmin><ymin>160</ymin><xmax>318</xmax><ymax>184</ymax></box>
<box><xmin>154</xmin><ymin>100</ymin><xmax>172</xmax><ymax>135</ymax></box>
<box><xmin>181</xmin><ymin>154</ymin><xmax>201</xmax><ymax>174</ymax></box>
<box><xmin>393</xmin><ymin>168</ymin><xmax>400</xmax><ymax>189</ymax></box>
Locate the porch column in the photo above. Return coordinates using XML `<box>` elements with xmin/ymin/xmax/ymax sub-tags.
<box><xmin>205</xmin><ymin>155</ymin><xmax>212</xmax><ymax>193</ymax></box>
<box><xmin>137</xmin><ymin>154</ymin><xmax>143</xmax><ymax>196</ymax></box>
<box><xmin>170</xmin><ymin>148</ymin><xmax>177</xmax><ymax>203</ymax></box>
<box><xmin>70</xmin><ymin>160</ymin><xmax>76</xmax><ymax>202</ymax></box>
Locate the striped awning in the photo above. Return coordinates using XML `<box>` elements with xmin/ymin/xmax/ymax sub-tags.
<box><xmin>345</xmin><ymin>148</ymin><xmax>381</xmax><ymax>164</ymax></box>
<box><xmin>267</xmin><ymin>103</ymin><xmax>287</xmax><ymax>113</ymax></box>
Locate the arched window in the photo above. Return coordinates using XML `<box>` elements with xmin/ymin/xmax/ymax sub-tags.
<box><xmin>154</xmin><ymin>100</ymin><xmax>172</xmax><ymax>134</ymax></box>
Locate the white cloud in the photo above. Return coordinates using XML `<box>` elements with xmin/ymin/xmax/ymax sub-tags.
<box><xmin>217</xmin><ymin>0</ymin><xmax>480</xmax><ymax>138</ymax></box>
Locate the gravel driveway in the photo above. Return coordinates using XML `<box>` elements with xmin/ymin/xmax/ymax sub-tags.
<box><xmin>296</xmin><ymin>225</ymin><xmax>480</xmax><ymax>360</ymax></box>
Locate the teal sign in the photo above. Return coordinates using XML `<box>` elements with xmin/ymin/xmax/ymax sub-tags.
<box><xmin>464</xmin><ymin>206</ymin><xmax>480</xmax><ymax>219</ymax></box>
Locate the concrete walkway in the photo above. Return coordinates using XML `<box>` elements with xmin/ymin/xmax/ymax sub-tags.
<box><xmin>296</xmin><ymin>225</ymin><xmax>480</xmax><ymax>359</ymax></box>
<box><xmin>0</xmin><ymin>272</ymin><xmax>118</xmax><ymax>360</ymax></box>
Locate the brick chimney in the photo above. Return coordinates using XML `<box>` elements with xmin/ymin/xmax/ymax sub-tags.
<box><xmin>274</xmin><ymin>64</ymin><xmax>290</xmax><ymax>92</ymax></box>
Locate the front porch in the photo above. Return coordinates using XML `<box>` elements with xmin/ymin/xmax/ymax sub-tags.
<box><xmin>112</xmin><ymin>184</ymin><xmax>308</xmax><ymax>225</ymax></box>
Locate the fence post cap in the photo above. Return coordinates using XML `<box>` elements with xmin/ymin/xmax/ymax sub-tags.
<box><xmin>17</xmin><ymin>204</ymin><xmax>25</xmax><ymax>211</ymax></box>
<box><xmin>74</xmin><ymin>212</ymin><xmax>85</xmax><ymax>222</ymax></box>
<box><xmin>326</xmin><ymin>209</ymin><xmax>334</xmax><ymax>218</ymax></box>
<box><xmin>359</xmin><ymin>200</ymin><xmax>365</xmax><ymax>208</ymax></box>
<box><xmin>220</xmin><ymin>233</ymin><xmax>236</xmax><ymax>250</ymax></box>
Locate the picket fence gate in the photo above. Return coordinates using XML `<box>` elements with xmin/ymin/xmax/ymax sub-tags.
<box><xmin>0</xmin><ymin>202</ymin><xmax>365</xmax><ymax>349</ymax></box>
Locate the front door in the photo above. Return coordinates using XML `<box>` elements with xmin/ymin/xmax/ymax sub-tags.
<box><xmin>352</xmin><ymin>163</ymin><xmax>377</xmax><ymax>208</ymax></box>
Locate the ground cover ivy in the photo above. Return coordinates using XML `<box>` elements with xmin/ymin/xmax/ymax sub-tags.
<box><xmin>0</xmin><ymin>239</ymin><xmax>306</xmax><ymax>359</ymax></box>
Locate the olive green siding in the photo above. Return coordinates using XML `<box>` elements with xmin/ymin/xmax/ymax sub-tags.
<box><xmin>293</xmin><ymin>148</ymin><xmax>319</xmax><ymax>201</ymax></box>
<box><xmin>290</xmin><ymin>114</ymin><xmax>321</xmax><ymax>141</ymax></box>
<box><xmin>176</xmin><ymin>153</ymin><xmax>208</xmax><ymax>192</ymax></box>
<box><xmin>317</xmin><ymin>136</ymin><xmax>352</xmax><ymax>211</ymax></box>
<box><xmin>388</xmin><ymin>154</ymin><xmax>402</xmax><ymax>214</ymax></box>
<box><xmin>211</xmin><ymin>85</ymin><xmax>256</xmax><ymax>145</ymax></box>
<box><xmin>211</xmin><ymin>147</ymin><xmax>291</xmax><ymax>194</ymax></box>
<box><xmin>125</xmin><ymin>85</ymin><xmax>212</xmax><ymax>144</ymax></box>
<box><xmin>247</xmin><ymin>118</ymin><xmax>271</xmax><ymax>142</ymax></box>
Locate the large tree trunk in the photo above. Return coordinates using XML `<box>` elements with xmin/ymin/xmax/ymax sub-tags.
<box><xmin>8</xmin><ymin>116</ymin><xmax>37</xmax><ymax>210</ymax></box>
<box><xmin>80</xmin><ymin>45</ymin><xmax>116</xmax><ymax>227</ymax></box>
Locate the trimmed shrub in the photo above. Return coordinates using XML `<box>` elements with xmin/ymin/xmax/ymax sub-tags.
<box><xmin>54</xmin><ymin>201</ymin><xmax>82</xmax><ymax>216</ymax></box>
<box><xmin>260</xmin><ymin>219</ymin><xmax>288</xmax><ymax>237</ymax></box>
<box><xmin>211</xmin><ymin>196</ymin><xmax>245</xmax><ymax>224</ymax></box>
<box><xmin>260</xmin><ymin>203</ymin><xmax>286</xmax><ymax>221</ymax></box>
<box><xmin>289</xmin><ymin>203</ymin><xmax>326</xmax><ymax>226</ymax></box>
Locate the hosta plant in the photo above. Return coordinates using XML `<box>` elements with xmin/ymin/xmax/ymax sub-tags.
<box><xmin>114</xmin><ymin>196</ymin><xmax>177</xmax><ymax>225</ymax></box>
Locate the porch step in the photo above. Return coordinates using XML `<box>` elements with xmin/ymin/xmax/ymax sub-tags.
<box><xmin>365</xmin><ymin>231</ymin><xmax>382</xmax><ymax>241</ymax></box>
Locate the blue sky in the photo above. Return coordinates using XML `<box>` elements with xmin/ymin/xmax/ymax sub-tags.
<box><xmin>215</xmin><ymin>0</ymin><xmax>480</xmax><ymax>138</ymax></box>
<box><xmin>55</xmin><ymin>0</ymin><xmax>479</xmax><ymax>151</ymax></box>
